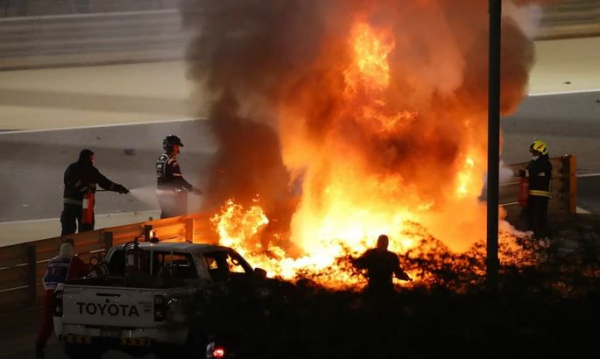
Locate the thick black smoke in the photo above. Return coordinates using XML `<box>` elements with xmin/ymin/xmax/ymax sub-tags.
<box><xmin>182</xmin><ymin>0</ymin><xmax>543</xmax><ymax>248</ymax></box>
<box><xmin>182</xmin><ymin>0</ymin><xmax>328</xmax><ymax>217</ymax></box>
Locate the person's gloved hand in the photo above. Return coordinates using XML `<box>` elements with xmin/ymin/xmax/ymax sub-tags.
<box><xmin>190</xmin><ymin>187</ymin><xmax>202</xmax><ymax>195</ymax></box>
<box><xmin>114</xmin><ymin>184</ymin><xmax>129</xmax><ymax>194</ymax></box>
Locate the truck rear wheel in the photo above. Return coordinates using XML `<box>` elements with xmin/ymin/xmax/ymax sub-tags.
<box><xmin>156</xmin><ymin>328</ymin><xmax>206</xmax><ymax>359</ymax></box>
<box><xmin>183</xmin><ymin>329</ymin><xmax>207</xmax><ymax>358</ymax></box>
<box><xmin>64</xmin><ymin>343</ymin><xmax>102</xmax><ymax>359</ymax></box>
<box><xmin>155</xmin><ymin>340</ymin><xmax>205</xmax><ymax>359</ymax></box>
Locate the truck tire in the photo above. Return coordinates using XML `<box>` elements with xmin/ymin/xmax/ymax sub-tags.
<box><xmin>64</xmin><ymin>343</ymin><xmax>102</xmax><ymax>359</ymax></box>
<box><xmin>182</xmin><ymin>328</ymin><xmax>207</xmax><ymax>359</ymax></box>
<box><xmin>154</xmin><ymin>338</ymin><xmax>205</xmax><ymax>359</ymax></box>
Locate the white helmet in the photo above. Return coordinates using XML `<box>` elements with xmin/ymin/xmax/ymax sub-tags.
<box><xmin>60</xmin><ymin>243</ymin><xmax>74</xmax><ymax>257</ymax></box>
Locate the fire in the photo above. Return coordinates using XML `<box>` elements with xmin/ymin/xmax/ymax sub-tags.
<box><xmin>212</xmin><ymin>199</ymin><xmax>370</xmax><ymax>289</ymax></box>
<box><xmin>211</xmin><ymin>198</ymin><xmax>269</xmax><ymax>249</ymax></box>
<box><xmin>190</xmin><ymin>1</ymin><xmax>533</xmax><ymax>289</ymax></box>
<box><xmin>208</xmin><ymin>20</ymin><xmax>488</xmax><ymax>289</ymax></box>
<box><xmin>456</xmin><ymin>157</ymin><xmax>477</xmax><ymax>198</ymax></box>
<box><xmin>344</xmin><ymin>21</ymin><xmax>395</xmax><ymax>95</ymax></box>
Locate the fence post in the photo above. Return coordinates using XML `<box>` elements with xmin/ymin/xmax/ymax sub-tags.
<box><xmin>566</xmin><ymin>154</ymin><xmax>578</xmax><ymax>214</ymax></box>
<box><xmin>26</xmin><ymin>245</ymin><xmax>37</xmax><ymax>306</ymax></box>
<box><xmin>144</xmin><ymin>225</ymin><xmax>153</xmax><ymax>242</ymax></box>
<box><xmin>185</xmin><ymin>218</ymin><xmax>195</xmax><ymax>243</ymax></box>
<box><xmin>104</xmin><ymin>231</ymin><xmax>113</xmax><ymax>252</ymax></box>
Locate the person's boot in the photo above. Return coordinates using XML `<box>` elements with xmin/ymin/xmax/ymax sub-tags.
<box><xmin>35</xmin><ymin>344</ymin><xmax>44</xmax><ymax>358</ymax></box>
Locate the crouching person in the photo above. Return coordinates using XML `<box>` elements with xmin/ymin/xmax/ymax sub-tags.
<box><xmin>35</xmin><ymin>243</ymin><xmax>89</xmax><ymax>358</ymax></box>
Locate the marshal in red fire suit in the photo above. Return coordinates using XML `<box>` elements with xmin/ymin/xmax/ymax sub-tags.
<box><xmin>60</xmin><ymin>149</ymin><xmax>128</xmax><ymax>236</ymax></box>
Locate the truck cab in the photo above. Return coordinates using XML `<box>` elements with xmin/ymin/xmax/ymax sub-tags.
<box><xmin>53</xmin><ymin>241</ymin><xmax>265</xmax><ymax>358</ymax></box>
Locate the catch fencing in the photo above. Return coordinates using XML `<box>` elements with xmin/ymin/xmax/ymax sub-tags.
<box><xmin>0</xmin><ymin>0</ymin><xmax>179</xmax><ymax>17</ymax></box>
<box><xmin>0</xmin><ymin>155</ymin><xmax>577</xmax><ymax>315</ymax></box>
<box><xmin>2</xmin><ymin>0</ymin><xmax>599</xmax><ymax>39</ymax></box>
<box><xmin>0</xmin><ymin>1</ymin><xmax>598</xmax><ymax>70</ymax></box>
<box><xmin>0</xmin><ymin>9</ymin><xmax>189</xmax><ymax>70</ymax></box>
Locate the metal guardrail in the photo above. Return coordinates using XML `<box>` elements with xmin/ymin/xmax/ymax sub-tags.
<box><xmin>0</xmin><ymin>212</ymin><xmax>215</xmax><ymax>314</ymax></box>
<box><xmin>500</xmin><ymin>155</ymin><xmax>577</xmax><ymax>219</ymax></box>
<box><xmin>0</xmin><ymin>156</ymin><xmax>578</xmax><ymax>315</ymax></box>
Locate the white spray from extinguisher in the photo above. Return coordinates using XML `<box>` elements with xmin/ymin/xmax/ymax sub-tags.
<box><xmin>128</xmin><ymin>185</ymin><xmax>205</xmax><ymax>213</ymax></box>
<box><xmin>127</xmin><ymin>186</ymin><xmax>160</xmax><ymax>208</ymax></box>
<box><xmin>499</xmin><ymin>159</ymin><xmax>518</xmax><ymax>184</ymax></box>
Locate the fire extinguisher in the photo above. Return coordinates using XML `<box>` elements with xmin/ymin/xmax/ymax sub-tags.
<box><xmin>81</xmin><ymin>191</ymin><xmax>95</xmax><ymax>224</ymax></box>
<box><xmin>124</xmin><ymin>239</ymin><xmax>149</xmax><ymax>277</ymax></box>
<box><xmin>518</xmin><ymin>177</ymin><xmax>529</xmax><ymax>207</ymax></box>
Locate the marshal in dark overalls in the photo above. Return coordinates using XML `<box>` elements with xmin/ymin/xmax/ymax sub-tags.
<box><xmin>156</xmin><ymin>135</ymin><xmax>201</xmax><ymax>219</ymax></box>
<box><xmin>61</xmin><ymin>149</ymin><xmax>128</xmax><ymax>235</ymax></box>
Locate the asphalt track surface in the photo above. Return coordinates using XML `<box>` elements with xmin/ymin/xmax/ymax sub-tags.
<box><xmin>577</xmin><ymin>176</ymin><xmax>600</xmax><ymax>214</ymax></box>
<box><xmin>13</xmin><ymin>345</ymin><xmax>156</xmax><ymax>358</ymax></box>
<box><xmin>0</xmin><ymin>61</ymin><xmax>197</xmax><ymax>131</ymax></box>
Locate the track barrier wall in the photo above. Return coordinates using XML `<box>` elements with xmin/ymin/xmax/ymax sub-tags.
<box><xmin>0</xmin><ymin>212</ymin><xmax>216</xmax><ymax>314</ymax></box>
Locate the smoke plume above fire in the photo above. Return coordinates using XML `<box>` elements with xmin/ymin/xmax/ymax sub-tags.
<box><xmin>182</xmin><ymin>0</ymin><xmax>543</xmax><ymax>284</ymax></box>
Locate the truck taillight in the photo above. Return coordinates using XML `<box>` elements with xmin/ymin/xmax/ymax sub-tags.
<box><xmin>212</xmin><ymin>347</ymin><xmax>225</xmax><ymax>358</ymax></box>
<box><xmin>154</xmin><ymin>294</ymin><xmax>168</xmax><ymax>322</ymax></box>
<box><xmin>53</xmin><ymin>290</ymin><xmax>63</xmax><ymax>317</ymax></box>
<box><xmin>206</xmin><ymin>342</ymin><xmax>226</xmax><ymax>358</ymax></box>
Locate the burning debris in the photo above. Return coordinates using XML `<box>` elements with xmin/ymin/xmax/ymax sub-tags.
<box><xmin>182</xmin><ymin>0</ymin><xmax>546</xmax><ymax>288</ymax></box>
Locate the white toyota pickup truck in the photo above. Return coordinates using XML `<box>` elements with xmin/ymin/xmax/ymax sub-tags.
<box><xmin>53</xmin><ymin>240</ymin><xmax>267</xmax><ymax>359</ymax></box>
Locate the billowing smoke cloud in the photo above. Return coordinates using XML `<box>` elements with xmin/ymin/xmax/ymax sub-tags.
<box><xmin>182</xmin><ymin>1</ymin><xmax>325</xmax><ymax>216</ymax></box>
<box><xmin>182</xmin><ymin>0</ymin><xmax>543</xmax><ymax>251</ymax></box>
<box><xmin>200</xmin><ymin>90</ymin><xmax>291</xmax><ymax>212</ymax></box>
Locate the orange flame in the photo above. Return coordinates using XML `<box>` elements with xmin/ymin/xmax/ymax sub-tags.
<box><xmin>344</xmin><ymin>21</ymin><xmax>395</xmax><ymax>95</ymax></box>
<box><xmin>211</xmin><ymin>198</ymin><xmax>269</xmax><ymax>250</ymax></box>
<box><xmin>211</xmin><ymin>18</ymin><xmax>504</xmax><ymax>289</ymax></box>
<box><xmin>212</xmin><ymin>198</ymin><xmax>372</xmax><ymax>289</ymax></box>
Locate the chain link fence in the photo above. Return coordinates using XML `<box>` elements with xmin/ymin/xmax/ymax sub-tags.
<box><xmin>1</xmin><ymin>0</ymin><xmax>598</xmax><ymax>39</ymax></box>
<box><xmin>0</xmin><ymin>0</ymin><xmax>179</xmax><ymax>17</ymax></box>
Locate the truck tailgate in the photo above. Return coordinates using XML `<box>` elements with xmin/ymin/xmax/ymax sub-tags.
<box><xmin>62</xmin><ymin>284</ymin><xmax>156</xmax><ymax>327</ymax></box>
